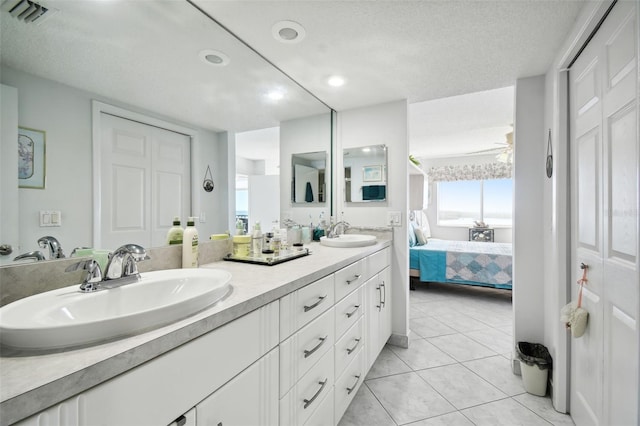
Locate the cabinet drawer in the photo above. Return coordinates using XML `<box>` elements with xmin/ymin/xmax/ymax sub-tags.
<box><xmin>334</xmin><ymin>286</ymin><xmax>363</xmax><ymax>340</ymax></box>
<box><xmin>280</xmin><ymin>347</ymin><xmax>335</xmax><ymax>426</ymax></box>
<box><xmin>280</xmin><ymin>274</ymin><xmax>335</xmax><ymax>341</ymax></box>
<box><xmin>365</xmin><ymin>248</ymin><xmax>390</xmax><ymax>280</ymax></box>
<box><xmin>334</xmin><ymin>260</ymin><xmax>364</xmax><ymax>302</ymax></box>
<box><xmin>280</xmin><ymin>307</ymin><xmax>335</xmax><ymax>398</ymax></box>
<box><xmin>334</xmin><ymin>347</ymin><xmax>365</xmax><ymax>424</ymax></box>
<box><xmin>334</xmin><ymin>316</ymin><xmax>364</xmax><ymax>380</ymax></box>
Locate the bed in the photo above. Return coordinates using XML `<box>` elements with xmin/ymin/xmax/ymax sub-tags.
<box><xmin>410</xmin><ymin>239</ymin><xmax>513</xmax><ymax>290</ymax></box>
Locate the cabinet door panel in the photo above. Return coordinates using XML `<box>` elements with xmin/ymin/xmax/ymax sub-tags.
<box><xmin>197</xmin><ymin>349</ymin><xmax>279</xmax><ymax>426</ymax></box>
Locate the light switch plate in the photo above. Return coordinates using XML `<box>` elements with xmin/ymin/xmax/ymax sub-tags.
<box><xmin>40</xmin><ymin>210</ymin><xmax>62</xmax><ymax>227</ymax></box>
<box><xmin>387</xmin><ymin>211</ymin><xmax>402</xmax><ymax>227</ymax></box>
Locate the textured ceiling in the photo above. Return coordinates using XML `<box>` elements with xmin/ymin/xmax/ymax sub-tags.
<box><xmin>195</xmin><ymin>0</ymin><xmax>586</xmax><ymax>110</ymax></box>
<box><xmin>1</xmin><ymin>0</ymin><xmax>587</xmax><ymax>155</ymax></box>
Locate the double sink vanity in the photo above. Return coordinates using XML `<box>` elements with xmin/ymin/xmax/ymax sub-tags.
<box><xmin>0</xmin><ymin>237</ymin><xmax>392</xmax><ymax>426</ymax></box>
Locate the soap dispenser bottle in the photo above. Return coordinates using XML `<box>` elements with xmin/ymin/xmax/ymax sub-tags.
<box><xmin>166</xmin><ymin>216</ymin><xmax>184</xmax><ymax>245</ymax></box>
<box><xmin>251</xmin><ymin>222</ymin><xmax>263</xmax><ymax>256</ymax></box>
<box><xmin>182</xmin><ymin>217</ymin><xmax>199</xmax><ymax>268</ymax></box>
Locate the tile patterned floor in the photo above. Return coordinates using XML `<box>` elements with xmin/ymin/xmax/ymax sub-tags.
<box><xmin>339</xmin><ymin>282</ymin><xmax>574</xmax><ymax>426</ymax></box>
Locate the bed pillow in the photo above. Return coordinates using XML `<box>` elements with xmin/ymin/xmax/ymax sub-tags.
<box><xmin>419</xmin><ymin>211</ymin><xmax>432</xmax><ymax>239</ymax></box>
<box><xmin>415</xmin><ymin>227</ymin><xmax>428</xmax><ymax>245</ymax></box>
<box><xmin>409</xmin><ymin>222</ymin><xmax>418</xmax><ymax>247</ymax></box>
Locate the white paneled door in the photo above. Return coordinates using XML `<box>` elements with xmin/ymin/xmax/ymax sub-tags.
<box><xmin>99</xmin><ymin>113</ymin><xmax>190</xmax><ymax>249</ymax></box>
<box><xmin>569</xmin><ymin>2</ymin><xmax>638</xmax><ymax>425</ymax></box>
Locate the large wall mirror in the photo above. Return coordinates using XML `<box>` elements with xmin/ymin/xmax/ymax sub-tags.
<box><xmin>344</xmin><ymin>145</ymin><xmax>387</xmax><ymax>203</ymax></box>
<box><xmin>0</xmin><ymin>0</ymin><xmax>332</xmax><ymax>265</ymax></box>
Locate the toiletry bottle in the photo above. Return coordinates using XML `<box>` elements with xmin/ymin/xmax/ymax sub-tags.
<box><xmin>166</xmin><ymin>216</ymin><xmax>184</xmax><ymax>245</ymax></box>
<box><xmin>251</xmin><ymin>222</ymin><xmax>263</xmax><ymax>256</ymax></box>
<box><xmin>182</xmin><ymin>217</ymin><xmax>199</xmax><ymax>268</ymax></box>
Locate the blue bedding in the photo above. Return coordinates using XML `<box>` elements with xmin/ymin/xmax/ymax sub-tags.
<box><xmin>410</xmin><ymin>239</ymin><xmax>512</xmax><ymax>289</ymax></box>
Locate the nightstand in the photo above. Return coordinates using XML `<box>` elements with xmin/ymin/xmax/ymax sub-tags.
<box><xmin>469</xmin><ymin>228</ymin><xmax>494</xmax><ymax>242</ymax></box>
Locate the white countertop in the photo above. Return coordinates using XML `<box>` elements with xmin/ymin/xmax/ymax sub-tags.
<box><xmin>0</xmin><ymin>240</ymin><xmax>390</xmax><ymax>425</ymax></box>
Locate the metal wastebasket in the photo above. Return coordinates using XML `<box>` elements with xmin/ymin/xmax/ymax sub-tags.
<box><xmin>516</xmin><ymin>342</ymin><xmax>552</xmax><ymax>396</ymax></box>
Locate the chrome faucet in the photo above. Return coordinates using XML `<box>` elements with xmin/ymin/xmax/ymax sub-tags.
<box><xmin>66</xmin><ymin>244</ymin><xmax>150</xmax><ymax>292</ymax></box>
<box><xmin>13</xmin><ymin>250</ymin><xmax>46</xmax><ymax>261</ymax></box>
<box><xmin>38</xmin><ymin>236</ymin><xmax>65</xmax><ymax>259</ymax></box>
<box><xmin>103</xmin><ymin>244</ymin><xmax>150</xmax><ymax>284</ymax></box>
<box><xmin>327</xmin><ymin>221</ymin><xmax>350</xmax><ymax>238</ymax></box>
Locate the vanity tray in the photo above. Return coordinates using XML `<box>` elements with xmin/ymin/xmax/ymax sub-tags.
<box><xmin>223</xmin><ymin>248</ymin><xmax>310</xmax><ymax>266</ymax></box>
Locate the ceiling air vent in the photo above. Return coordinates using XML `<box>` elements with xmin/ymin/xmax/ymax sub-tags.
<box><xmin>1</xmin><ymin>0</ymin><xmax>58</xmax><ymax>25</ymax></box>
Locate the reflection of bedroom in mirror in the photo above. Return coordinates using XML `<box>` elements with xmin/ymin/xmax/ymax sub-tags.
<box><xmin>344</xmin><ymin>144</ymin><xmax>387</xmax><ymax>202</ymax></box>
<box><xmin>291</xmin><ymin>151</ymin><xmax>327</xmax><ymax>204</ymax></box>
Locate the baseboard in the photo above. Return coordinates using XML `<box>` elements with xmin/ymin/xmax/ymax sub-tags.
<box><xmin>388</xmin><ymin>333</ymin><xmax>409</xmax><ymax>349</ymax></box>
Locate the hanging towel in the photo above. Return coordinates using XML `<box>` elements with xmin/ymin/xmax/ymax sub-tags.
<box><xmin>305</xmin><ymin>182</ymin><xmax>314</xmax><ymax>202</ymax></box>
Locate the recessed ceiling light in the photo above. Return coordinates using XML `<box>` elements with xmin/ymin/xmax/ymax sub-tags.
<box><xmin>272</xmin><ymin>20</ymin><xmax>306</xmax><ymax>44</ymax></box>
<box><xmin>327</xmin><ymin>76</ymin><xmax>346</xmax><ymax>87</ymax></box>
<box><xmin>198</xmin><ymin>49</ymin><xmax>230</xmax><ymax>67</ymax></box>
<box><xmin>267</xmin><ymin>90</ymin><xmax>284</xmax><ymax>101</ymax></box>
<box><xmin>362</xmin><ymin>147</ymin><xmax>371</xmax><ymax>153</ymax></box>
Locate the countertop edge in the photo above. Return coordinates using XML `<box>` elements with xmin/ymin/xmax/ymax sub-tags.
<box><xmin>0</xmin><ymin>240</ymin><xmax>391</xmax><ymax>425</ymax></box>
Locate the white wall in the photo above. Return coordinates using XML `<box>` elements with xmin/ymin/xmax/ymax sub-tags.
<box><xmin>420</xmin><ymin>154</ymin><xmax>513</xmax><ymax>243</ymax></box>
<box><xmin>513</xmin><ymin>75</ymin><xmax>546</xmax><ymax>352</ymax></box>
<box><xmin>280</xmin><ymin>113</ymin><xmax>332</xmax><ymax>226</ymax></box>
<box><xmin>1</xmin><ymin>66</ymin><xmax>228</xmax><ymax>254</ymax></box>
<box><xmin>337</xmin><ymin>100</ymin><xmax>410</xmax><ymax>346</ymax></box>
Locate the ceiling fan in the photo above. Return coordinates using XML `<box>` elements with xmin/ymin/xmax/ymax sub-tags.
<box><xmin>466</xmin><ymin>125</ymin><xmax>513</xmax><ymax>163</ymax></box>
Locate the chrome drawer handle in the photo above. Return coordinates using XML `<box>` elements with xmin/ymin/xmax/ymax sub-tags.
<box><xmin>303</xmin><ymin>378</ymin><xmax>328</xmax><ymax>409</ymax></box>
<box><xmin>346</xmin><ymin>304</ymin><xmax>360</xmax><ymax>318</ymax></box>
<box><xmin>346</xmin><ymin>274</ymin><xmax>361</xmax><ymax>284</ymax></box>
<box><xmin>380</xmin><ymin>282</ymin><xmax>386</xmax><ymax>307</ymax></box>
<box><xmin>376</xmin><ymin>285</ymin><xmax>382</xmax><ymax>311</ymax></box>
<box><xmin>304</xmin><ymin>295</ymin><xmax>327</xmax><ymax>312</ymax></box>
<box><xmin>304</xmin><ymin>336</ymin><xmax>328</xmax><ymax>358</ymax></box>
<box><xmin>346</xmin><ymin>338</ymin><xmax>361</xmax><ymax>355</ymax></box>
<box><xmin>346</xmin><ymin>375</ymin><xmax>361</xmax><ymax>395</ymax></box>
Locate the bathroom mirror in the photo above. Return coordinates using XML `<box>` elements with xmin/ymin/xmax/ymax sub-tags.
<box><xmin>291</xmin><ymin>151</ymin><xmax>327</xmax><ymax>204</ymax></box>
<box><xmin>344</xmin><ymin>145</ymin><xmax>387</xmax><ymax>203</ymax></box>
<box><xmin>0</xmin><ymin>0</ymin><xmax>332</xmax><ymax>265</ymax></box>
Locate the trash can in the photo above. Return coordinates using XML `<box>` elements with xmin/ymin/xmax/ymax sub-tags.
<box><xmin>516</xmin><ymin>342</ymin><xmax>552</xmax><ymax>396</ymax></box>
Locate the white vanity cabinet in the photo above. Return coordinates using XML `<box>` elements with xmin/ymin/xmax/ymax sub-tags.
<box><xmin>15</xmin><ymin>301</ymin><xmax>279</xmax><ymax>426</ymax></box>
<box><xmin>12</xmin><ymin>244</ymin><xmax>393</xmax><ymax>426</ymax></box>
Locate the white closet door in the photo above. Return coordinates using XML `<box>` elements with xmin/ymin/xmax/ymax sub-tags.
<box><xmin>100</xmin><ymin>113</ymin><xmax>190</xmax><ymax>250</ymax></box>
<box><xmin>569</xmin><ymin>2</ymin><xmax>638</xmax><ymax>425</ymax></box>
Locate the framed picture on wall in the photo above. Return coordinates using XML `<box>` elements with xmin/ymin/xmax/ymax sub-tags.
<box><xmin>18</xmin><ymin>126</ymin><xmax>46</xmax><ymax>189</ymax></box>
<box><xmin>363</xmin><ymin>165</ymin><xmax>382</xmax><ymax>182</ymax></box>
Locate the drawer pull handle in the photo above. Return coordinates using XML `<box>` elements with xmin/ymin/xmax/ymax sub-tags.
<box><xmin>346</xmin><ymin>274</ymin><xmax>361</xmax><ymax>284</ymax></box>
<box><xmin>303</xmin><ymin>378</ymin><xmax>328</xmax><ymax>409</ymax></box>
<box><xmin>304</xmin><ymin>336</ymin><xmax>328</xmax><ymax>358</ymax></box>
<box><xmin>376</xmin><ymin>285</ymin><xmax>382</xmax><ymax>311</ymax></box>
<box><xmin>304</xmin><ymin>295</ymin><xmax>327</xmax><ymax>312</ymax></box>
<box><xmin>380</xmin><ymin>282</ymin><xmax>386</xmax><ymax>307</ymax></box>
<box><xmin>346</xmin><ymin>375</ymin><xmax>361</xmax><ymax>395</ymax></box>
<box><xmin>346</xmin><ymin>304</ymin><xmax>361</xmax><ymax>318</ymax></box>
<box><xmin>346</xmin><ymin>338</ymin><xmax>361</xmax><ymax>355</ymax></box>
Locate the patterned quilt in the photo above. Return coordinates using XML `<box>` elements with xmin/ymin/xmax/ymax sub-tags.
<box><xmin>410</xmin><ymin>239</ymin><xmax>512</xmax><ymax>289</ymax></box>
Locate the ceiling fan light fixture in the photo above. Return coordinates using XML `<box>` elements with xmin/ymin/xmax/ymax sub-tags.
<box><xmin>272</xmin><ymin>20</ymin><xmax>306</xmax><ymax>43</ymax></box>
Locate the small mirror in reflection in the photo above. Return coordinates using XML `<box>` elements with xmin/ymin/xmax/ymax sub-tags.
<box><xmin>291</xmin><ymin>151</ymin><xmax>327</xmax><ymax>204</ymax></box>
<box><xmin>344</xmin><ymin>145</ymin><xmax>387</xmax><ymax>202</ymax></box>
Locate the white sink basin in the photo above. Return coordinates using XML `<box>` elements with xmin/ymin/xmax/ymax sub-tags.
<box><xmin>320</xmin><ymin>234</ymin><xmax>377</xmax><ymax>248</ymax></box>
<box><xmin>0</xmin><ymin>268</ymin><xmax>232</xmax><ymax>350</ymax></box>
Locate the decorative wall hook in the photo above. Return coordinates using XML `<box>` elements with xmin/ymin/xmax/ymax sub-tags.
<box><xmin>203</xmin><ymin>165</ymin><xmax>214</xmax><ymax>192</ymax></box>
<box><xmin>546</xmin><ymin>129</ymin><xmax>553</xmax><ymax>178</ymax></box>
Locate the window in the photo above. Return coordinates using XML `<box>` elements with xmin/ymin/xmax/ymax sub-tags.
<box><xmin>437</xmin><ymin>179</ymin><xmax>512</xmax><ymax>227</ymax></box>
